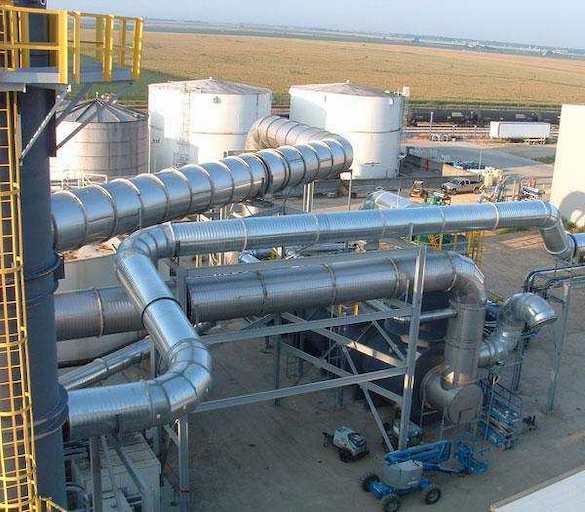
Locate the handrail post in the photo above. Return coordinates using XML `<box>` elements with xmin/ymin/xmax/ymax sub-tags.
<box><xmin>103</xmin><ymin>14</ymin><xmax>113</xmax><ymax>81</ymax></box>
<box><xmin>132</xmin><ymin>17</ymin><xmax>143</xmax><ymax>80</ymax></box>
<box><xmin>71</xmin><ymin>11</ymin><xmax>81</xmax><ymax>84</ymax></box>
<box><xmin>119</xmin><ymin>17</ymin><xmax>127</xmax><ymax>68</ymax></box>
<box><xmin>56</xmin><ymin>10</ymin><xmax>67</xmax><ymax>84</ymax></box>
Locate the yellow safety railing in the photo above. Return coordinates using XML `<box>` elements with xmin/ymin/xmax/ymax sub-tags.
<box><xmin>36</xmin><ymin>498</ymin><xmax>65</xmax><ymax>512</ymax></box>
<box><xmin>0</xmin><ymin>4</ymin><xmax>143</xmax><ymax>84</ymax></box>
<box><xmin>416</xmin><ymin>230</ymin><xmax>484</xmax><ymax>266</ymax></box>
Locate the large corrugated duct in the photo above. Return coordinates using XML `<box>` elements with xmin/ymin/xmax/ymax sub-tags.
<box><xmin>363</xmin><ymin>197</ymin><xmax>583</xmax><ymax>262</ymax></box>
<box><xmin>51</xmin><ymin>137</ymin><xmax>353</xmax><ymax>251</ymax></box>
<box><xmin>67</xmin><ymin>200</ymin><xmax>563</xmax><ymax>436</ymax></box>
<box><xmin>65</xmin><ymin>247</ymin><xmax>480</xmax><ymax>438</ymax></box>
<box><xmin>246</xmin><ymin>115</ymin><xmax>353</xmax><ymax>155</ymax></box>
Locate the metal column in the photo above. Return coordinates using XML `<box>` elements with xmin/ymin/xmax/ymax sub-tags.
<box><xmin>546</xmin><ymin>281</ymin><xmax>572</xmax><ymax>414</ymax></box>
<box><xmin>177</xmin><ymin>417</ymin><xmax>190</xmax><ymax>512</ymax></box>
<box><xmin>399</xmin><ymin>245</ymin><xmax>426</xmax><ymax>449</ymax></box>
<box><xmin>15</xmin><ymin>2</ymin><xmax>67</xmax><ymax>503</ymax></box>
<box><xmin>89</xmin><ymin>437</ymin><xmax>103</xmax><ymax>512</ymax></box>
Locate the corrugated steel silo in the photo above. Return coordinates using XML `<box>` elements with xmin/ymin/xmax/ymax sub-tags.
<box><xmin>52</xmin><ymin>98</ymin><xmax>148</xmax><ymax>180</ymax></box>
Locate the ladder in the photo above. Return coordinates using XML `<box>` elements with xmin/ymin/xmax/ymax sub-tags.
<box><xmin>0</xmin><ymin>8</ymin><xmax>62</xmax><ymax>512</ymax></box>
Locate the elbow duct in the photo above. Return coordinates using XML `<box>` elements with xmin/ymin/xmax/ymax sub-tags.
<box><xmin>478</xmin><ymin>293</ymin><xmax>557</xmax><ymax>368</ymax></box>
<box><xmin>65</xmin><ymin>242</ymin><xmax>486</xmax><ymax>437</ymax></box>
<box><xmin>52</xmin><ymin>135</ymin><xmax>353</xmax><ymax>251</ymax></box>
<box><xmin>365</xmin><ymin>194</ymin><xmax>582</xmax><ymax>263</ymax></box>
<box><xmin>245</xmin><ymin>115</ymin><xmax>353</xmax><ymax>158</ymax></box>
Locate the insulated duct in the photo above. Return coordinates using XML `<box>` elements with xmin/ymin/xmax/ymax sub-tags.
<box><xmin>56</xmin><ymin>250</ymin><xmax>472</xmax><ymax>342</ymax></box>
<box><xmin>365</xmin><ymin>193</ymin><xmax>584</xmax><ymax>262</ymax></box>
<box><xmin>51</xmin><ymin>138</ymin><xmax>353</xmax><ymax>251</ymax></box>
<box><xmin>246</xmin><ymin>115</ymin><xmax>352</xmax><ymax>155</ymax></box>
<box><xmin>60</xmin><ymin>339</ymin><xmax>152</xmax><ymax>391</ymax></box>
<box><xmin>65</xmin><ymin>200</ymin><xmax>569</xmax><ymax>437</ymax></box>
<box><xmin>478</xmin><ymin>293</ymin><xmax>557</xmax><ymax>367</ymax></box>
<box><xmin>66</xmin><ymin>203</ymin><xmax>491</xmax><ymax>439</ymax></box>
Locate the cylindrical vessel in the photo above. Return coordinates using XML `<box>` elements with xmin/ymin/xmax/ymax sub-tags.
<box><xmin>51</xmin><ymin>98</ymin><xmax>147</xmax><ymax>180</ymax></box>
<box><xmin>57</xmin><ymin>242</ymin><xmax>142</xmax><ymax>365</ymax></box>
<box><xmin>148</xmin><ymin>78</ymin><xmax>272</xmax><ymax>170</ymax></box>
<box><xmin>290</xmin><ymin>82</ymin><xmax>403</xmax><ymax>179</ymax></box>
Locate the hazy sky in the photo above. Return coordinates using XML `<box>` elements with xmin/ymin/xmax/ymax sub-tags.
<box><xmin>51</xmin><ymin>0</ymin><xmax>583</xmax><ymax>48</ymax></box>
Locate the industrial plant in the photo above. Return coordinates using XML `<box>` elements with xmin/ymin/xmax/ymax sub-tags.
<box><xmin>1</xmin><ymin>2</ymin><xmax>585</xmax><ymax>512</ymax></box>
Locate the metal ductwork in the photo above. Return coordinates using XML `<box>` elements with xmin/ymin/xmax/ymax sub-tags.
<box><xmin>246</xmin><ymin>115</ymin><xmax>353</xmax><ymax>157</ymax></box>
<box><xmin>60</xmin><ymin>339</ymin><xmax>152</xmax><ymax>391</ymax></box>
<box><xmin>364</xmin><ymin>197</ymin><xmax>584</xmax><ymax>262</ymax></box>
<box><xmin>56</xmin><ymin>251</ymin><xmax>473</xmax><ymax>341</ymax></box>
<box><xmin>478</xmin><ymin>293</ymin><xmax>557</xmax><ymax>367</ymax></box>
<box><xmin>63</xmin><ymin>199</ymin><xmax>573</xmax><ymax>437</ymax></box>
<box><xmin>362</xmin><ymin>189</ymin><xmax>416</xmax><ymax>210</ymax></box>
<box><xmin>66</xmin><ymin>202</ymin><xmax>494</xmax><ymax>438</ymax></box>
<box><xmin>51</xmin><ymin>137</ymin><xmax>353</xmax><ymax>251</ymax></box>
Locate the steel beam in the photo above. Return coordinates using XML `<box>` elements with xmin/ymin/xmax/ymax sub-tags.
<box><xmin>281</xmin><ymin>312</ymin><xmax>404</xmax><ymax>367</ymax></box>
<box><xmin>202</xmin><ymin>308</ymin><xmax>410</xmax><ymax>346</ymax></box>
<box><xmin>399</xmin><ymin>246</ymin><xmax>426</xmax><ymax>449</ymax></box>
<box><xmin>283</xmin><ymin>345</ymin><xmax>404</xmax><ymax>403</ymax></box>
<box><xmin>193</xmin><ymin>367</ymin><xmax>405</xmax><ymax>413</ymax></box>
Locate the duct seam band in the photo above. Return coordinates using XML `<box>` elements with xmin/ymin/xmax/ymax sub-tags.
<box><xmin>323</xmin><ymin>263</ymin><xmax>337</xmax><ymax>305</ymax></box>
<box><xmin>255</xmin><ymin>269</ymin><xmax>269</xmax><ymax>315</ymax></box>
<box><xmin>141</xmin><ymin>296</ymin><xmax>181</xmax><ymax>324</ymax></box>
<box><xmin>94</xmin><ymin>185</ymin><xmax>119</xmax><ymax>241</ymax></box>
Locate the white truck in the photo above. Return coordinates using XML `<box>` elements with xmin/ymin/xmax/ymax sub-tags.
<box><xmin>489</xmin><ymin>121</ymin><xmax>551</xmax><ymax>142</ymax></box>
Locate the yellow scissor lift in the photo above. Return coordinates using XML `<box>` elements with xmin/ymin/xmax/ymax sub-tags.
<box><xmin>0</xmin><ymin>3</ymin><xmax>143</xmax><ymax>510</ymax></box>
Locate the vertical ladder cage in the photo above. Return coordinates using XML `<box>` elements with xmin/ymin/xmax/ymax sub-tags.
<box><xmin>0</xmin><ymin>3</ymin><xmax>64</xmax><ymax>511</ymax></box>
<box><xmin>0</xmin><ymin>8</ymin><xmax>38</xmax><ymax>509</ymax></box>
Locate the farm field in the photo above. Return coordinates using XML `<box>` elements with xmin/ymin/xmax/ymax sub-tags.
<box><xmin>131</xmin><ymin>30</ymin><xmax>585</xmax><ymax>106</ymax></box>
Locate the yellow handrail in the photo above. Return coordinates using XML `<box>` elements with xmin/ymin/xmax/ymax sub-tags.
<box><xmin>0</xmin><ymin>4</ymin><xmax>143</xmax><ymax>84</ymax></box>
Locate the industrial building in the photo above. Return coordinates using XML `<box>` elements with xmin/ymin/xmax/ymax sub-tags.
<box><xmin>1</xmin><ymin>2</ymin><xmax>585</xmax><ymax>512</ymax></box>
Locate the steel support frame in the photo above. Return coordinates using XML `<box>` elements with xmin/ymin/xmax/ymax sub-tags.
<box><xmin>180</xmin><ymin>247</ymin><xmax>428</xmax><ymax>451</ymax></box>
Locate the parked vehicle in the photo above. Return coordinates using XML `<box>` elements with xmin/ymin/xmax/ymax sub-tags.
<box><xmin>441</xmin><ymin>176</ymin><xmax>483</xmax><ymax>194</ymax></box>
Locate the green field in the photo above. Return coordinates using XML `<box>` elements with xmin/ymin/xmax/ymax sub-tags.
<box><xmin>119</xmin><ymin>30</ymin><xmax>585</xmax><ymax>107</ymax></box>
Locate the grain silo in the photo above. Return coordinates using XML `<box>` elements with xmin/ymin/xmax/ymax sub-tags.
<box><xmin>148</xmin><ymin>78</ymin><xmax>272</xmax><ymax>170</ymax></box>
<box><xmin>51</xmin><ymin>98</ymin><xmax>148</xmax><ymax>182</ymax></box>
<box><xmin>289</xmin><ymin>82</ymin><xmax>403</xmax><ymax>179</ymax></box>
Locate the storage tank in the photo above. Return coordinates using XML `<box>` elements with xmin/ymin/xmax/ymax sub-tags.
<box><xmin>289</xmin><ymin>82</ymin><xmax>403</xmax><ymax>179</ymax></box>
<box><xmin>51</xmin><ymin>98</ymin><xmax>147</xmax><ymax>181</ymax></box>
<box><xmin>148</xmin><ymin>78</ymin><xmax>272</xmax><ymax>170</ymax></box>
<box><xmin>550</xmin><ymin>104</ymin><xmax>585</xmax><ymax>228</ymax></box>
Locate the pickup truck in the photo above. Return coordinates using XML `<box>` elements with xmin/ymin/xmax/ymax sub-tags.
<box><xmin>441</xmin><ymin>176</ymin><xmax>483</xmax><ymax>194</ymax></box>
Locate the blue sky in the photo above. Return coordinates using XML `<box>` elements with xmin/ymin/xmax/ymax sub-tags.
<box><xmin>50</xmin><ymin>0</ymin><xmax>584</xmax><ymax>48</ymax></box>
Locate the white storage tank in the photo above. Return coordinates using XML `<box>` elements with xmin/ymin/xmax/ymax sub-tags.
<box><xmin>550</xmin><ymin>104</ymin><xmax>585</xmax><ymax>228</ymax></box>
<box><xmin>51</xmin><ymin>98</ymin><xmax>147</xmax><ymax>181</ymax></box>
<box><xmin>289</xmin><ymin>82</ymin><xmax>404</xmax><ymax>179</ymax></box>
<box><xmin>148</xmin><ymin>78</ymin><xmax>272</xmax><ymax>170</ymax></box>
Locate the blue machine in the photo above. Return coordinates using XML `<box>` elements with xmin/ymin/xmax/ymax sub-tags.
<box><xmin>361</xmin><ymin>441</ymin><xmax>487</xmax><ymax>511</ymax></box>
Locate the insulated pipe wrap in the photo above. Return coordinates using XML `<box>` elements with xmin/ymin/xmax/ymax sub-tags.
<box><xmin>52</xmin><ymin>138</ymin><xmax>353</xmax><ymax>251</ymax></box>
<box><xmin>478</xmin><ymin>293</ymin><xmax>557</xmax><ymax>367</ymax></box>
